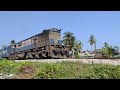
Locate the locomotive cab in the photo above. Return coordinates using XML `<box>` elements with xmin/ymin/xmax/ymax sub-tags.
<box><xmin>47</xmin><ymin>29</ymin><xmax>67</xmax><ymax>59</ymax></box>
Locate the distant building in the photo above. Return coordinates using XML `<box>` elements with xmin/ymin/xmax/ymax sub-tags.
<box><xmin>114</xmin><ymin>52</ymin><xmax>120</xmax><ymax>58</ymax></box>
<box><xmin>93</xmin><ymin>49</ymin><xmax>102</xmax><ymax>54</ymax></box>
<box><xmin>80</xmin><ymin>51</ymin><xmax>95</xmax><ymax>59</ymax></box>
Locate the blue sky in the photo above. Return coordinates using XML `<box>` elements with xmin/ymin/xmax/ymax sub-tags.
<box><xmin>0</xmin><ymin>11</ymin><xmax>120</xmax><ymax>51</ymax></box>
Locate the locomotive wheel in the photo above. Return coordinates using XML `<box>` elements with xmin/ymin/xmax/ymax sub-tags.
<box><xmin>53</xmin><ymin>50</ymin><xmax>58</xmax><ymax>56</ymax></box>
<box><xmin>32</xmin><ymin>54</ymin><xmax>36</xmax><ymax>59</ymax></box>
<box><xmin>48</xmin><ymin>56</ymin><xmax>51</xmax><ymax>59</ymax></box>
<box><xmin>60</xmin><ymin>51</ymin><xmax>64</xmax><ymax>56</ymax></box>
<box><xmin>38</xmin><ymin>54</ymin><xmax>42</xmax><ymax>59</ymax></box>
<box><xmin>35</xmin><ymin>54</ymin><xmax>41</xmax><ymax>59</ymax></box>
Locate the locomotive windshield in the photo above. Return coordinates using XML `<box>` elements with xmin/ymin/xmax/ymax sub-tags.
<box><xmin>51</xmin><ymin>28</ymin><xmax>61</xmax><ymax>33</ymax></box>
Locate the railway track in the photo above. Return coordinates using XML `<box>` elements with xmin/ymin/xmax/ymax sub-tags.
<box><xmin>15</xmin><ymin>59</ymin><xmax>120</xmax><ymax>65</ymax></box>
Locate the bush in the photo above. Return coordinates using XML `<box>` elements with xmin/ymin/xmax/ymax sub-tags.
<box><xmin>1</xmin><ymin>60</ymin><xmax>120</xmax><ymax>79</ymax></box>
<box><xmin>74</xmin><ymin>52</ymin><xmax>81</xmax><ymax>59</ymax></box>
<box><xmin>75</xmin><ymin>54</ymin><xmax>81</xmax><ymax>59</ymax></box>
<box><xmin>34</xmin><ymin>63</ymin><xmax>62</xmax><ymax>79</ymax></box>
<box><xmin>0</xmin><ymin>60</ymin><xmax>21</xmax><ymax>74</ymax></box>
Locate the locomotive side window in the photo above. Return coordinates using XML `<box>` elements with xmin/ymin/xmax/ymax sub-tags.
<box><xmin>18</xmin><ymin>42</ymin><xmax>22</xmax><ymax>47</ymax></box>
<box><xmin>34</xmin><ymin>38</ymin><xmax>37</xmax><ymax>43</ymax></box>
<box><xmin>12</xmin><ymin>44</ymin><xmax>16</xmax><ymax>48</ymax></box>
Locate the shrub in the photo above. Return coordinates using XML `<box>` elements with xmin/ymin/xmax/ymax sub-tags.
<box><xmin>1</xmin><ymin>60</ymin><xmax>120</xmax><ymax>79</ymax></box>
<box><xmin>0</xmin><ymin>60</ymin><xmax>21</xmax><ymax>74</ymax></box>
<box><xmin>34</xmin><ymin>63</ymin><xmax>62</xmax><ymax>79</ymax></box>
<box><xmin>74</xmin><ymin>52</ymin><xmax>81</xmax><ymax>59</ymax></box>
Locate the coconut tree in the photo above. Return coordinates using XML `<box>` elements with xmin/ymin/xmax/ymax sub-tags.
<box><xmin>63</xmin><ymin>32</ymin><xmax>74</xmax><ymax>49</ymax></box>
<box><xmin>74</xmin><ymin>41</ymin><xmax>83</xmax><ymax>58</ymax></box>
<box><xmin>102</xmin><ymin>43</ymin><xmax>116</xmax><ymax>58</ymax></box>
<box><xmin>107</xmin><ymin>46</ymin><xmax>115</xmax><ymax>58</ymax></box>
<box><xmin>104</xmin><ymin>42</ymin><xmax>108</xmax><ymax>48</ymax></box>
<box><xmin>62</xmin><ymin>32</ymin><xmax>76</xmax><ymax>58</ymax></box>
<box><xmin>10</xmin><ymin>40</ymin><xmax>15</xmax><ymax>45</ymax></box>
<box><xmin>94</xmin><ymin>38</ymin><xmax>96</xmax><ymax>54</ymax></box>
<box><xmin>114</xmin><ymin>46</ymin><xmax>119</xmax><ymax>53</ymax></box>
<box><xmin>88</xmin><ymin>35</ymin><xmax>96</xmax><ymax>53</ymax></box>
<box><xmin>63</xmin><ymin>32</ymin><xmax>76</xmax><ymax>50</ymax></box>
<box><xmin>2</xmin><ymin>45</ymin><xmax>7</xmax><ymax>49</ymax></box>
<box><xmin>10</xmin><ymin>40</ymin><xmax>15</xmax><ymax>48</ymax></box>
<box><xmin>63</xmin><ymin>32</ymin><xmax>83</xmax><ymax>57</ymax></box>
<box><xmin>70</xmin><ymin>36</ymin><xmax>76</xmax><ymax>51</ymax></box>
<box><xmin>111</xmin><ymin>47</ymin><xmax>116</xmax><ymax>57</ymax></box>
<box><xmin>75</xmin><ymin>41</ymin><xmax>83</xmax><ymax>52</ymax></box>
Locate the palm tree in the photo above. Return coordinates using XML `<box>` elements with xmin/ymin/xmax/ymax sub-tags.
<box><xmin>107</xmin><ymin>46</ymin><xmax>115</xmax><ymax>58</ymax></box>
<box><xmin>94</xmin><ymin>38</ymin><xmax>96</xmax><ymax>54</ymax></box>
<box><xmin>63</xmin><ymin>32</ymin><xmax>76</xmax><ymax>58</ymax></box>
<box><xmin>74</xmin><ymin>41</ymin><xmax>83</xmax><ymax>58</ymax></box>
<box><xmin>88</xmin><ymin>35</ymin><xmax>96</xmax><ymax>53</ymax></box>
<box><xmin>63</xmin><ymin>32</ymin><xmax>84</xmax><ymax>58</ymax></box>
<box><xmin>10</xmin><ymin>40</ymin><xmax>15</xmax><ymax>48</ymax></box>
<box><xmin>114</xmin><ymin>46</ymin><xmax>119</xmax><ymax>53</ymax></box>
<box><xmin>75</xmin><ymin>41</ymin><xmax>83</xmax><ymax>52</ymax></box>
<box><xmin>102</xmin><ymin>43</ymin><xmax>116</xmax><ymax>58</ymax></box>
<box><xmin>2</xmin><ymin>45</ymin><xmax>7</xmax><ymax>49</ymax></box>
<box><xmin>10</xmin><ymin>40</ymin><xmax>15</xmax><ymax>45</ymax></box>
<box><xmin>63</xmin><ymin>32</ymin><xmax>75</xmax><ymax>51</ymax></box>
<box><xmin>104</xmin><ymin>42</ymin><xmax>108</xmax><ymax>48</ymax></box>
<box><xmin>70</xmin><ymin>36</ymin><xmax>76</xmax><ymax>50</ymax></box>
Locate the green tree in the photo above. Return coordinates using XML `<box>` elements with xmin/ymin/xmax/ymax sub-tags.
<box><xmin>111</xmin><ymin>47</ymin><xmax>116</xmax><ymax>57</ymax></box>
<box><xmin>75</xmin><ymin>41</ymin><xmax>83</xmax><ymax>52</ymax></box>
<box><xmin>74</xmin><ymin>41</ymin><xmax>83</xmax><ymax>58</ymax></box>
<box><xmin>63</xmin><ymin>32</ymin><xmax>75</xmax><ymax>51</ymax></box>
<box><xmin>104</xmin><ymin>42</ymin><xmax>108</xmax><ymax>48</ymax></box>
<box><xmin>102</xmin><ymin>43</ymin><xmax>116</xmax><ymax>58</ymax></box>
<box><xmin>88</xmin><ymin>35</ymin><xmax>96</xmax><ymax>53</ymax></box>
<box><xmin>10</xmin><ymin>40</ymin><xmax>16</xmax><ymax>48</ymax></box>
<box><xmin>62</xmin><ymin>32</ymin><xmax>76</xmax><ymax>58</ymax></box>
<box><xmin>107</xmin><ymin>46</ymin><xmax>115</xmax><ymax>58</ymax></box>
<box><xmin>114</xmin><ymin>46</ymin><xmax>119</xmax><ymax>53</ymax></box>
<box><xmin>10</xmin><ymin>40</ymin><xmax>15</xmax><ymax>45</ymax></box>
<box><xmin>2</xmin><ymin>45</ymin><xmax>7</xmax><ymax>49</ymax></box>
<box><xmin>62</xmin><ymin>32</ymin><xmax>83</xmax><ymax>58</ymax></box>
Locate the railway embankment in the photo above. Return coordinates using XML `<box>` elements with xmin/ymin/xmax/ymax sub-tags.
<box><xmin>15</xmin><ymin>59</ymin><xmax>120</xmax><ymax>66</ymax></box>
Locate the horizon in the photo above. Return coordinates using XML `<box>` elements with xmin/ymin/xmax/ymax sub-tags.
<box><xmin>0</xmin><ymin>11</ymin><xmax>120</xmax><ymax>51</ymax></box>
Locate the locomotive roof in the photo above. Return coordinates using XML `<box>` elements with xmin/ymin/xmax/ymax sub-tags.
<box><xmin>16</xmin><ymin>28</ymin><xmax>61</xmax><ymax>44</ymax></box>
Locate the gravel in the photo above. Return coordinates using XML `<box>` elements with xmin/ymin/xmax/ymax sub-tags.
<box><xmin>0</xmin><ymin>73</ymin><xmax>15</xmax><ymax>79</ymax></box>
<box><xmin>15</xmin><ymin>59</ymin><xmax>120</xmax><ymax>66</ymax></box>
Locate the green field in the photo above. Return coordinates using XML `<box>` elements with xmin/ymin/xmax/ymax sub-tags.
<box><xmin>0</xmin><ymin>59</ymin><xmax>120</xmax><ymax>79</ymax></box>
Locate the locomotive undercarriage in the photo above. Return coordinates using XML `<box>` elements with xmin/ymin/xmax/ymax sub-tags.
<box><xmin>8</xmin><ymin>45</ymin><xmax>67</xmax><ymax>60</ymax></box>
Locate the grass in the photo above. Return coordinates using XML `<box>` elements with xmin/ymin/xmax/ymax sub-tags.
<box><xmin>0</xmin><ymin>59</ymin><xmax>120</xmax><ymax>79</ymax></box>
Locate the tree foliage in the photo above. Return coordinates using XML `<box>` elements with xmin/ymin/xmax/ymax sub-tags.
<box><xmin>88</xmin><ymin>35</ymin><xmax>96</xmax><ymax>52</ymax></box>
<box><xmin>62</xmin><ymin>32</ymin><xmax>83</xmax><ymax>58</ymax></box>
<box><xmin>10</xmin><ymin>40</ymin><xmax>15</xmax><ymax>45</ymax></box>
<box><xmin>102</xmin><ymin>43</ymin><xmax>116</xmax><ymax>58</ymax></box>
<box><xmin>114</xmin><ymin>46</ymin><xmax>119</xmax><ymax>53</ymax></box>
<box><xmin>2</xmin><ymin>45</ymin><xmax>7</xmax><ymax>49</ymax></box>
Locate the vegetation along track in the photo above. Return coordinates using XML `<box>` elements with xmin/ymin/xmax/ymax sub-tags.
<box><xmin>15</xmin><ymin>59</ymin><xmax>120</xmax><ymax>66</ymax></box>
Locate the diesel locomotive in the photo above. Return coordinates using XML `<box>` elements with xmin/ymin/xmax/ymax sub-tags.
<box><xmin>0</xmin><ymin>28</ymin><xmax>69</xmax><ymax>60</ymax></box>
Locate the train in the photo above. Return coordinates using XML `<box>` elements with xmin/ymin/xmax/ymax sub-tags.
<box><xmin>0</xmin><ymin>28</ymin><xmax>69</xmax><ymax>60</ymax></box>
